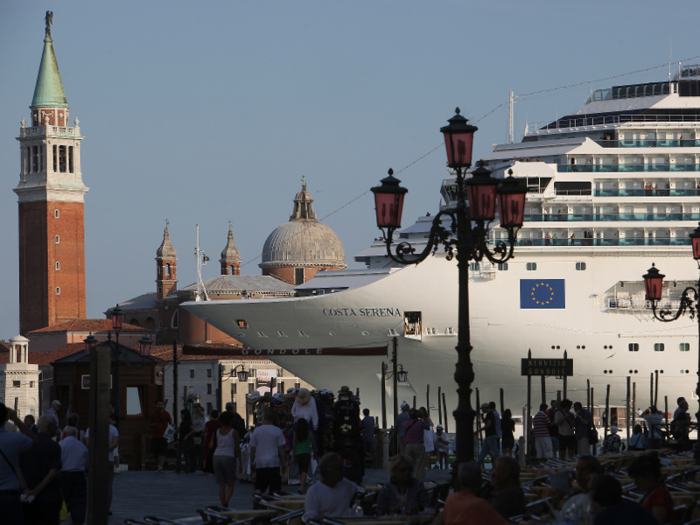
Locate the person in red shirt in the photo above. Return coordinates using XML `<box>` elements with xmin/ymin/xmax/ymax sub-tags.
<box><xmin>149</xmin><ymin>400</ymin><xmax>172</xmax><ymax>473</ymax></box>
<box><xmin>628</xmin><ymin>453</ymin><xmax>674</xmax><ymax>523</ymax></box>
<box><xmin>431</xmin><ymin>462</ymin><xmax>508</xmax><ymax>525</ymax></box>
<box><xmin>202</xmin><ymin>410</ymin><xmax>222</xmax><ymax>475</ymax></box>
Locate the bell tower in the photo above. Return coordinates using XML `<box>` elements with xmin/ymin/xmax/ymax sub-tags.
<box><xmin>156</xmin><ymin>223</ymin><xmax>178</xmax><ymax>299</ymax></box>
<box><xmin>220</xmin><ymin>223</ymin><xmax>241</xmax><ymax>275</ymax></box>
<box><xmin>15</xmin><ymin>13</ymin><xmax>87</xmax><ymax>335</ymax></box>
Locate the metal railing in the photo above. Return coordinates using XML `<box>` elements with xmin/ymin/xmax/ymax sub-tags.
<box><xmin>595</xmin><ymin>139</ymin><xmax>700</xmax><ymax>148</ymax></box>
<box><xmin>594</xmin><ymin>189</ymin><xmax>700</xmax><ymax>197</ymax></box>
<box><xmin>528</xmin><ymin>113</ymin><xmax>700</xmax><ymax>132</ymax></box>
<box><xmin>558</xmin><ymin>164</ymin><xmax>700</xmax><ymax>173</ymax></box>
<box><xmin>526</xmin><ymin>213</ymin><xmax>700</xmax><ymax>222</ymax></box>
<box><xmin>515</xmin><ymin>238</ymin><xmax>690</xmax><ymax>247</ymax></box>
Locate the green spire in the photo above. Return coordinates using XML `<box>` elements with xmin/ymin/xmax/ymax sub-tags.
<box><xmin>31</xmin><ymin>33</ymin><xmax>68</xmax><ymax>108</ymax></box>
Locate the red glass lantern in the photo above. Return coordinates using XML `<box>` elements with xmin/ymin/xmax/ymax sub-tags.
<box><xmin>440</xmin><ymin>108</ymin><xmax>478</xmax><ymax>169</ymax></box>
<box><xmin>371</xmin><ymin>169</ymin><xmax>408</xmax><ymax>229</ymax></box>
<box><xmin>84</xmin><ymin>333</ymin><xmax>97</xmax><ymax>355</ymax></box>
<box><xmin>138</xmin><ymin>335</ymin><xmax>152</xmax><ymax>357</ymax></box>
<box><xmin>111</xmin><ymin>305</ymin><xmax>124</xmax><ymax>331</ymax></box>
<box><xmin>642</xmin><ymin>264</ymin><xmax>665</xmax><ymax>302</ymax></box>
<box><xmin>465</xmin><ymin>164</ymin><xmax>499</xmax><ymax>221</ymax></box>
<box><xmin>690</xmin><ymin>223</ymin><xmax>700</xmax><ymax>260</ymax></box>
<box><xmin>497</xmin><ymin>170</ymin><xmax>527</xmax><ymax>228</ymax></box>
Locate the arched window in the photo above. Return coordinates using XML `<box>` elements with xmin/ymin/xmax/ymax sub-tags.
<box><xmin>146</xmin><ymin>318</ymin><xmax>156</xmax><ymax>330</ymax></box>
<box><xmin>171</xmin><ymin>310</ymin><xmax>179</xmax><ymax>329</ymax></box>
<box><xmin>55</xmin><ymin>235</ymin><xmax>60</xmax><ymax>244</ymax></box>
<box><xmin>165</xmin><ymin>263</ymin><xmax>171</xmax><ymax>277</ymax></box>
<box><xmin>129</xmin><ymin>318</ymin><xmax>140</xmax><ymax>327</ymax></box>
<box><xmin>229</xmin><ymin>265</ymin><xmax>234</xmax><ymax>275</ymax></box>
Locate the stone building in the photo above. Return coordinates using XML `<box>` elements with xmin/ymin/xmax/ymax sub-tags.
<box><xmin>0</xmin><ymin>336</ymin><xmax>41</xmax><ymax>419</ymax></box>
<box><xmin>15</xmin><ymin>21</ymin><xmax>87</xmax><ymax>335</ymax></box>
<box><xmin>260</xmin><ymin>183</ymin><xmax>347</xmax><ymax>284</ymax></box>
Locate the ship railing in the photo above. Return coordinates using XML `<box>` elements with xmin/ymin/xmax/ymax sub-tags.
<box><xmin>515</xmin><ymin>238</ymin><xmax>690</xmax><ymax>247</ymax></box>
<box><xmin>558</xmin><ymin>164</ymin><xmax>700</xmax><ymax>173</ymax></box>
<box><xmin>595</xmin><ymin>139</ymin><xmax>700</xmax><ymax>148</ymax></box>
<box><xmin>594</xmin><ymin>189</ymin><xmax>700</xmax><ymax>197</ymax></box>
<box><xmin>527</xmin><ymin>113</ymin><xmax>700</xmax><ymax>133</ymax></box>
<box><xmin>525</xmin><ymin>213</ymin><xmax>700</xmax><ymax>222</ymax></box>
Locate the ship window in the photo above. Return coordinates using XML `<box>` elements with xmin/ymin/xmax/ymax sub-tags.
<box><xmin>469</xmin><ymin>263</ymin><xmax>479</xmax><ymax>271</ymax></box>
<box><xmin>54</xmin><ymin>209</ymin><xmax>59</xmax><ymax>218</ymax></box>
<box><xmin>680</xmin><ymin>343</ymin><xmax>690</xmax><ymax>352</ymax></box>
<box><xmin>576</xmin><ymin>262</ymin><xmax>586</xmax><ymax>271</ymax></box>
<box><xmin>387</xmin><ymin>329</ymin><xmax>398</xmax><ymax>337</ymax></box>
<box><xmin>236</xmin><ymin>320</ymin><xmax>249</xmax><ymax>329</ymax></box>
<box><xmin>55</xmin><ymin>235</ymin><xmax>60</xmax><ymax>244</ymax></box>
<box><xmin>298</xmin><ymin>330</ymin><xmax>308</xmax><ymax>337</ymax></box>
<box><xmin>629</xmin><ymin>343</ymin><xmax>639</xmax><ymax>352</ymax></box>
<box><xmin>654</xmin><ymin>343</ymin><xmax>665</xmax><ymax>352</ymax></box>
<box><xmin>404</xmin><ymin>311</ymin><xmax>422</xmax><ymax>337</ymax></box>
<box><xmin>526</xmin><ymin>263</ymin><xmax>537</xmax><ymax>271</ymax></box>
<box><xmin>55</xmin><ymin>262</ymin><xmax>60</xmax><ymax>270</ymax></box>
<box><xmin>446</xmin><ymin>327</ymin><xmax>455</xmax><ymax>335</ymax></box>
<box><xmin>55</xmin><ymin>287</ymin><xmax>60</xmax><ymax>295</ymax></box>
<box><xmin>277</xmin><ymin>331</ymin><xmax>287</xmax><ymax>337</ymax></box>
<box><xmin>498</xmin><ymin>263</ymin><xmax>509</xmax><ymax>271</ymax></box>
<box><xmin>295</xmin><ymin>268</ymin><xmax>305</xmax><ymax>285</ymax></box>
<box><xmin>257</xmin><ymin>331</ymin><xmax>267</xmax><ymax>338</ymax></box>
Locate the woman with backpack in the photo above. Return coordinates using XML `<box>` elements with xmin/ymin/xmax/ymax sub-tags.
<box><xmin>629</xmin><ymin>424</ymin><xmax>646</xmax><ymax>451</ymax></box>
<box><xmin>212</xmin><ymin>411</ymin><xmax>241</xmax><ymax>507</ymax></box>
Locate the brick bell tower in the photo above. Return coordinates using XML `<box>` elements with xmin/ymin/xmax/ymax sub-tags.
<box><xmin>219</xmin><ymin>223</ymin><xmax>241</xmax><ymax>275</ymax></box>
<box><xmin>156</xmin><ymin>223</ymin><xmax>178</xmax><ymax>299</ymax></box>
<box><xmin>15</xmin><ymin>14</ymin><xmax>88</xmax><ymax>335</ymax></box>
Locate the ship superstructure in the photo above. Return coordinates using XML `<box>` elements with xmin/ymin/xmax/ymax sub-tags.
<box><xmin>184</xmin><ymin>65</ymin><xmax>700</xmax><ymax>428</ymax></box>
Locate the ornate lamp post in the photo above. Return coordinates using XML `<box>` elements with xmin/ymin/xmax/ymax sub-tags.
<box><xmin>642</xmin><ymin>223</ymin><xmax>700</xmax><ymax>464</ymax></box>
<box><xmin>371</xmin><ymin>108</ymin><xmax>526</xmax><ymax>465</ymax></box>
<box><xmin>218</xmin><ymin>364</ymin><xmax>251</xmax><ymax>411</ymax></box>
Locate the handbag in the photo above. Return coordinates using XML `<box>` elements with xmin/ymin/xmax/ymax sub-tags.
<box><xmin>163</xmin><ymin>423</ymin><xmax>176</xmax><ymax>443</ymax></box>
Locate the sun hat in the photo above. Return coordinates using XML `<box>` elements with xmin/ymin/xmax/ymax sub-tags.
<box><xmin>436</xmin><ymin>424</ymin><xmax>443</xmax><ymax>430</ymax></box>
<box><xmin>338</xmin><ymin>386</ymin><xmax>352</xmax><ymax>395</ymax></box>
<box><xmin>610</xmin><ymin>426</ymin><xmax>619</xmax><ymax>434</ymax></box>
<box><xmin>480</xmin><ymin>403</ymin><xmax>490</xmax><ymax>409</ymax></box>
<box><xmin>400</xmin><ymin>401</ymin><xmax>410</xmax><ymax>410</ymax></box>
<box><xmin>296</xmin><ymin>388</ymin><xmax>311</xmax><ymax>405</ymax></box>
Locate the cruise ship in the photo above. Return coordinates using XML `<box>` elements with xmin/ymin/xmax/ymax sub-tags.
<box><xmin>184</xmin><ymin>64</ymin><xmax>700</xmax><ymax>428</ymax></box>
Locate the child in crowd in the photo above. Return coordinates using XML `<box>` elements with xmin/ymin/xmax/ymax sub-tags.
<box><xmin>292</xmin><ymin>418</ymin><xmax>317</xmax><ymax>494</ymax></box>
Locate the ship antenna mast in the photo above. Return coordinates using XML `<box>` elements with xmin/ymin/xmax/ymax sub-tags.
<box><xmin>194</xmin><ymin>224</ymin><xmax>210</xmax><ymax>302</ymax></box>
<box><xmin>508</xmin><ymin>91</ymin><xmax>515</xmax><ymax>144</ymax></box>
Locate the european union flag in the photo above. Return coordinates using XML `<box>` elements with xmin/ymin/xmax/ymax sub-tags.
<box><xmin>520</xmin><ymin>279</ymin><xmax>565</xmax><ymax>309</ymax></box>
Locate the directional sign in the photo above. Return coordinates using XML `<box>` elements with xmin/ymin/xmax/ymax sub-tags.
<box><xmin>521</xmin><ymin>358</ymin><xmax>573</xmax><ymax>377</ymax></box>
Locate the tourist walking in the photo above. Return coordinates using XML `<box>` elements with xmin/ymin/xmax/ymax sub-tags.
<box><xmin>396</xmin><ymin>402</ymin><xmax>410</xmax><ymax>454</ymax></box>
<box><xmin>435</xmin><ymin>425</ymin><xmax>450</xmax><ymax>468</ymax></box>
<box><xmin>18</xmin><ymin>415</ymin><xmax>63</xmax><ymax>525</ymax></box>
<box><xmin>212</xmin><ymin>411</ymin><xmax>241</xmax><ymax>507</ymax></box>
<box><xmin>250</xmin><ymin>409</ymin><xmax>287</xmax><ymax>495</ymax></box>
<box><xmin>59</xmin><ymin>426</ymin><xmax>88</xmax><ymax>525</ymax></box>
<box><xmin>555</xmin><ymin>399</ymin><xmax>576</xmax><ymax>460</ymax></box>
<box><xmin>225</xmin><ymin>402</ymin><xmax>247</xmax><ymax>441</ymax></box>
<box><xmin>292</xmin><ymin>417</ymin><xmax>317</xmax><ymax>494</ymax></box>
<box><xmin>489</xmin><ymin>402</ymin><xmax>502</xmax><ymax>452</ymax></box>
<box><xmin>0</xmin><ymin>403</ymin><xmax>38</xmax><ymax>525</ymax></box>
<box><xmin>476</xmin><ymin>403</ymin><xmax>500</xmax><ymax>468</ymax></box>
<box><xmin>573</xmin><ymin>402</ymin><xmax>593</xmax><ymax>456</ymax></box>
<box><xmin>360</xmin><ymin>408</ymin><xmax>377</xmax><ymax>469</ymax></box>
<box><xmin>642</xmin><ymin>406</ymin><xmax>664</xmax><ymax>449</ymax></box>
<box><xmin>149</xmin><ymin>400</ymin><xmax>172</xmax><ymax>473</ymax></box>
<box><xmin>402</xmin><ymin>409</ymin><xmax>429</xmax><ymax>481</ymax></box>
<box><xmin>175</xmin><ymin>409</ymin><xmax>196</xmax><ymax>474</ymax></box>
<box><xmin>291</xmin><ymin>388</ymin><xmax>318</xmax><ymax>430</ymax></box>
<box><xmin>419</xmin><ymin>406</ymin><xmax>434</xmax><ymax>470</ymax></box>
<box><xmin>500</xmin><ymin>410</ymin><xmax>515</xmax><ymax>457</ymax></box>
<box><xmin>203</xmin><ymin>409</ymin><xmax>222</xmax><ymax>475</ymax></box>
<box><xmin>46</xmin><ymin>399</ymin><xmax>61</xmax><ymax>430</ymax></box>
<box><xmin>546</xmin><ymin>399</ymin><xmax>559</xmax><ymax>457</ymax></box>
<box><xmin>533</xmin><ymin>403</ymin><xmax>553</xmax><ymax>461</ymax></box>
<box><xmin>303</xmin><ymin>453</ymin><xmax>358</xmax><ymax>522</ymax></box>
<box><xmin>85</xmin><ymin>412</ymin><xmax>119</xmax><ymax>514</ymax></box>
<box><xmin>192</xmin><ymin>403</ymin><xmax>207</xmax><ymax>472</ymax></box>
<box><xmin>376</xmin><ymin>455</ymin><xmax>430</xmax><ymax>516</ymax></box>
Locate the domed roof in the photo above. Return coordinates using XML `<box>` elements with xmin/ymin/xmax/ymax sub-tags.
<box><xmin>259</xmin><ymin>184</ymin><xmax>346</xmax><ymax>269</ymax></box>
<box><xmin>156</xmin><ymin>224</ymin><xmax>177</xmax><ymax>259</ymax></box>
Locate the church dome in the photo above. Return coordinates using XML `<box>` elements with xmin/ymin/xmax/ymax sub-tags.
<box><xmin>259</xmin><ymin>184</ymin><xmax>346</xmax><ymax>269</ymax></box>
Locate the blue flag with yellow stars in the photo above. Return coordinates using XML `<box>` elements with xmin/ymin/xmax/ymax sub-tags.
<box><xmin>520</xmin><ymin>279</ymin><xmax>565</xmax><ymax>309</ymax></box>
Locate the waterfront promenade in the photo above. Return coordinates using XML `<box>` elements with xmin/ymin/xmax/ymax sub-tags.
<box><xmin>106</xmin><ymin>467</ymin><xmax>452</xmax><ymax>524</ymax></box>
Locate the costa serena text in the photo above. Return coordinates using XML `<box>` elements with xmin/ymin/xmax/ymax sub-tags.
<box><xmin>322</xmin><ymin>307</ymin><xmax>401</xmax><ymax>317</ymax></box>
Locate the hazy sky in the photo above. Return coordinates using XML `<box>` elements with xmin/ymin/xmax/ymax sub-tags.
<box><xmin>1</xmin><ymin>1</ymin><xmax>699</xmax><ymax>339</ymax></box>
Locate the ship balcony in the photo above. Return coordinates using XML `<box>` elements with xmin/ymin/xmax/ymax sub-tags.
<box><xmin>514</xmin><ymin>238</ymin><xmax>690</xmax><ymax>247</ymax></box>
<box><xmin>595</xmin><ymin>139</ymin><xmax>700</xmax><ymax>148</ymax></box>
<box><xmin>594</xmin><ymin>189</ymin><xmax>700</xmax><ymax>197</ymax></box>
<box><xmin>525</xmin><ymin>213</ymin><xmax>700</xmax><ymax>222</ymax></box>
<box><xmin>558</xmin><ymin>164</ymin><xmax>700</xmax><ymax>173</ymax></box>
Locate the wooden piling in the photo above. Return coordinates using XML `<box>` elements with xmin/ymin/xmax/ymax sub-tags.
<box><xmin>427</xmin><ymin>384</ymin><xmax>430</xmax><ymax>415</ymax></box>
<box><xmin>381</xmin><ymin>361</ymin><xmax>387</xmax><ymax>430</ymax></box>
<box><xmin>626</xmin><ymin>376</ymin><xmax>631</xmax><ymax>447</ymax></box>
<box><xmin>563</xmin><ymin>350</ymin><xmax>568</xmax><ymax>399</ymax></box>
<box><xmin>587</xmin><ymin>379</ymin><xmax>591</xmax><ymax>411</ymax></box>
<box><xmin>526</xmin><ymin>349</ymin><xmax>532</xmax><ymax>461</ymax></box>
<box><xmin>438</xmin><ymin>386</ymin><xmax>443</xmax><ymax>426</ymax></box>
<box><xmin>541</xmin><ymin>375</ymin><xmax>546</xmax><ymax>407</ymax></box>
<box><xmin>655</xmin><ymin>371</ymin><xmax>659</xmax><ymax>407</ymax></box>
<box><xmin>413</xmin><ymin>395</ymin><xmax>416</xmax><ymax>409</ymax></box>
<box><xmin>476</xmin><ymin>387</ymin><xmax>483</xmax><ymax>450</ymax></box>
<box><xmin>633</xmin><ymin>382</ymin><xmax>637</xmax><ymax>430</ymax></box>
<box><xmin>650</xmin><ymin>373</ymin><xmax>654</xmax><ymax>407</ymax></box>
<box><xmin>500</xmin><ymin>388</ymin><xmax>505</xmax><ymax>415</ymax></box>
<box><xmin>442</xmin><ymin>393</ymin><xmax>449</xmax><ymax>434</ymax></box>
<box><xmin>604</xmin><ymin>384</ymin><xmax>611</xmax><ymax>441</ymax></box>
<box><xmin>664</xmin><ymin>395</ymin><xmax>669</xmax><ymax>435</ymax></box>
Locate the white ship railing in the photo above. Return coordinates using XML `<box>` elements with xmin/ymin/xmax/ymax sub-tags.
<box><xmin>526</xmin><ymin>114</ymin><xmax>700</xmax><ymax>135</ymax></box>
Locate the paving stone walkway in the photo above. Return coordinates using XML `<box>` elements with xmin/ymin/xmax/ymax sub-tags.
<box><xmin>105</xmin><ymin>467</ymin><xmax>452</xmax><ymax>524</ymax></box>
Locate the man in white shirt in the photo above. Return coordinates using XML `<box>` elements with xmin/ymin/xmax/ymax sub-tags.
<box><xmin>60</xmin><ymin>426</ymin><xmax>88</xmax><ymax>525</ymax></box>
<box><xmin>250</xmin><ymin>409</ymin><xmax>287</xmax><ymax>495</ymax></box>
<box><xmin>304</xmin><ymin>453</ymin><xmax>358</xmax><ymax>521</ymax></box>
<box><xmin>46</xmin><ymin>400</ymin><xmax>62</xmax><ymax>436</ymax></box>
<box><xmin>86</xmin><ymin>420</ymin><xmax>119</xmax><ymax>515</ymax></box>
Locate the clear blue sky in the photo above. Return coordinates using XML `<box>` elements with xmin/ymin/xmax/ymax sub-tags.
<box><xmin>1</xmin><ymin>1</ymin><xmax>698</xmax><ymax>339</ymax></box>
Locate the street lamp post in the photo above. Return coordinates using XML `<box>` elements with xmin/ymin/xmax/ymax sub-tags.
<box><xmin>110</xmin><ymin>305</ymin><xmax>124</xmax><ymax>424</ymax></box>
<box><xmin>219</xmin><ymin>364</ymin><xmax>250</xmax><ymax>412</ymax></box>
<box><xmin>370</xmin><ymin>108</ymin><xmax>526</xmax><ymax>465</ymax></box>
<box><xmin>642</xmin><ymin>223</ymin><xmax>700</xmax><ymax>464</ymax></box>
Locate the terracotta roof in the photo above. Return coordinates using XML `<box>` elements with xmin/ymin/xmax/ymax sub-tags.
<box><xmin>28</xmin><ymin>319</ymin><xmax>144</xmax><ymax>334</ymax></box>
<box><xmin>0</xmin><ymin>343</ymin><xmax>84</xmax><ymax>365</ymax></box>
<box><xmin>149</xmin><ymin>344</ymin><xmax>265</xmax><ymax>362</ymax></box>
